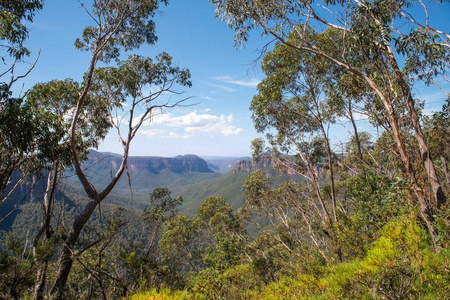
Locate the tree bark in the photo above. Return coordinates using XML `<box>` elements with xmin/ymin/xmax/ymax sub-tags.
<box><xmin>51</xmin><ymin>140</ymin><xmax>128</xmax><ymax>298</ymax></box>
<box><xmin>50</xmin><ymin>198</ymin><xmax>99</xmax><ymax>299</ymax></box>
<box><xmin>297</xmin><ymin>39</ymin><xmax>438</xmax><ymax>242</ymax></box>
<box><xmin>384</xmin><ymin>46</ymin><xmax>446</xmax><ymax>209</ymax></box>
<box><xmin>33</xmin><ymin>163</ymin><xmax>59</xmax><ymax>300</ymax></box>
<box><xmin>348</xmin><ymin>98</ymin><xmax>363</xmax><ymax>160</ymax></box>
<box><xmin>33</xmin><ymin>260</ymin><xmax>48</xmax><ymax>300</ymax></box>
<box><xmin>50</xmin><ymin>46</ymin><xmax>103</xmax><ymax>299</ymax></box>
<box><xmin>442</xmin><ymin>157</ymin><xmax>450</xmax><ymax>188</ymax></box>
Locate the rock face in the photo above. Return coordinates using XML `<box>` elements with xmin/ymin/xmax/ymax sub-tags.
<box><xmin>233</xmin><ymin>157</ymin><xmax>272</xmax><ymax>173</ymax></box>
<box><xmin>233</xmin><ymin>156</ymin><xmax>299</xmax><ymax>175</ymax></box>
<box><xmin>87</xmin><ymin>151</ymin><xmax>213</xmax><ymax>174</ymax></box>
<box><xmin>175</xmin><ymin>155</ymin><xmax>213</xmax><ymax>173</ymax></box>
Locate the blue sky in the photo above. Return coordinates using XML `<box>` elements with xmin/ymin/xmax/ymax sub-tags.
<box><xmin>11</xmin><ymin>0</ymin><xmax>450</xmax><ymax>157</ymax></box>
<box><xmin>16</xmin><ymin>0</ymin><xmax>268</xmax><ymax>157</ymax></box>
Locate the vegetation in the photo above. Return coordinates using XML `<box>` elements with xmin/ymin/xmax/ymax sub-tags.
<box><xmin>1</xmin><ymin>0</ymin><xmax>450</xmax><ymax>299</ymax></box>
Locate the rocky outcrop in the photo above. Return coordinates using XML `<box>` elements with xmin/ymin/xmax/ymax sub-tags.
<box><xmin>86</xmin><ymin>151</ymin><xmax>213</xmax><ymax>174</ymax></box>
<box><xmin>233</xmin><ymin>156</ymin><xmax>299</xmax><ymax>175</ymax></box>
<box><xmin>233</xmin><ymin>157</ymin><xmax>272</xmax><ymax>173</ymax></box>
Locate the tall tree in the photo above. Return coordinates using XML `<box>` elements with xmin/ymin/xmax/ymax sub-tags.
<box><xmin>51</xmin><ymin>53</ymin><xmax>191</xmax><ymax>297</ymax></box>
<box><xmin>211</xmin><ymin>0</ymin><xmax>449</xmax><ymax>239</ymax></box>
<box><xmin>46</xmin><ymin>1</ymin><xmax>192</xmax><ymax>297</ymax></box>
<box><xmin>0</xmin><ymin>89</ymin><xmax>60</xmax><ymax>220</ymax></box>
<box><xmin>251</xmin><ymin>37</ymin><xmax>339</xmax><ymax>235</ymax></box>
<box><xmin>25</xmin><ymin>78</ymin><xmax>112</xmax><ymax>299</ymax></box>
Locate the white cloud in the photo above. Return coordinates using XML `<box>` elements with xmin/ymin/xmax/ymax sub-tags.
<box><xmin>148</xmin><ymin>112</ymin><xmax>173</xmax><ymax>126</ymax></box>
<box><xmin>139</xmin><ymin>128</ymin><xmax>168</xmax><ymax>137</ymax></box>
<box><xmin>137</xmin><ymin>111</ymin><xmax>243</xmax><ymax>138</ymax></box>
<box><xmin>215</xmin><ymin>75</ymin><xmax>261</xmax><ymax>88</ymax></box>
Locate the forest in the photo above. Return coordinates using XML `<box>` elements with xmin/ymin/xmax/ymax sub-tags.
<box><xmin>1</xmin><ymin>0</ymin><xmax>450</xmax><ymax>299</ymax></box>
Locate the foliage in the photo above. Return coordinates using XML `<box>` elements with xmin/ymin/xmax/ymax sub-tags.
<box><xmin>0</xmin><ymin>86</ymin><xmax>65</xmax><ymax>210</ymax></box>
<box><xmin>0</xmin><ymin>234</ymin><xmax>35</xmax><ymax>299</ymax></box>
<box><xmin>26</xmin><ymin>79</ymin><xmax>112</xmax><ymax>158</ymax></box>
<box><xmin>59</xmin><ymin>189</ymin><xmax>188</xmax><ymax>298</ymax></box>
<box><xmin>190</xmin><ymin>264</ymin><xmax>262</xmax><ymax>300</ymax></box>
<box><xmin>334</xmin><ymin>171</ymin><xmax>414</xmax><ymax>259</ymax></box>
<box><xmin>0</xmin><ymin>0</ymin><xmax>43</xmax><ymax>59</ymax></box>
<box><xmin>131</xmin><ymin>214</ymin><xmax>450</xmax><ymax>299</ymax></box>
<box><xmin>74</xmin><ymin>0</ymin><xmax>167</xmax><ymax>63</ymax></box>
<box><xmin>435</xmin><ymin>203</ymin><xmax>450</xmax><ymax>248</ymax></box>
<box><xmin>423</xmin><ymin>97</ymin><xmax>450</xmax><ymax>163</ymax></box>
<box><xmin>130</xmin><ymin>288</ymin><xmax>190</xmax><ymax>300</ymax></box>
<box><xmin>120</xmin><ymin>188</ymin><xmax>186</xmax><ymax>292</ymax></box>
<box><xmin>0</xmin><ymin>89</ymin><xmax>55</xmax><ymax>170</ymax></box>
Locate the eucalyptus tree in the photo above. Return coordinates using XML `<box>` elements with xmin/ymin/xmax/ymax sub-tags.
<box><xmin>159</xmin><ymin>215</ymin><xmax>205</xmax><ymax>274</ymax></box>
<box><xmin>241</xmin><ymin>168</ymin><xmax>351</xmax><ymax>272</ymax></box>
<box><xmin>251</xmin><ymin>32</ymin><xmax>345</xmax><ymax>228</ymax></box>
<box><xmin>423</xmin><ymin>98</ymin><xmax>450</xmax><ymax>188</ymax></box>
<box><xmin>211</xmin><ymin>0</ymin><xmax>449</xmax><ymax>239</ymax></box>
<box><xmin>45</xmin><ymin>1</ymin><xmax>192</xmax><ymax>298</ymax></box>
<box><xmin>0</xmin><ymin>89</ymin><xmax>60</xmax><ymax>220</ymax></box>
<box><xmin>51</xmin><ymin>54</ymin><xmax>191</xmax><ymax>297</ymax></box>
<box><xmin>116</xmin><ymin>188</ymin><xmax>184</xmax><ymax>292</ymax></box>
<box><xmin>24</xmin><ymin>78</ymin><xmax>113</xmax><ymax>299</ymax></box>
<box><xmin>0</xmin><ymin>0</ymin><xmax>44</xmax><ymax>219</ymax></box>
<box><xmin>159</xmin><ymin>196</ymin><xmax>247</xmax><ymax>295</ymax></box>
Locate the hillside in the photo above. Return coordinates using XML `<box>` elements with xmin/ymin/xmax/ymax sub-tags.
<box><xmin>1</xmin><ymin>152</ymin><xmax>226</xmax><ymax>244</ymax></box>
<box><xmin>201</xmin><ymin>156</ymin><xmax>252</xmax><ymax>174</ymax></box>
<box><xmin>177</xmin><ymin>156</ymin><xmax>304</xmax><ymax>215</ymax></box>
<box><xmin>64</xmin><ymin>151</ymin><xmax>223</xmax><ymax>208</ymax></box>
<box><xmin>1</xmin><ymin>152</ymin><xmax>298</xmax><ymax>232</ymax></box>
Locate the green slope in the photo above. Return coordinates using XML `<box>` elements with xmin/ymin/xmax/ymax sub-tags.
<box><xmin>176</xmin><ymin>169</ymin><xmax>250</xmax><ymax>216</ymax></box>
<box><xmin>176</xmin><ymin>158</ymin><xmax>304</xmax><ymax>216</ymax></box>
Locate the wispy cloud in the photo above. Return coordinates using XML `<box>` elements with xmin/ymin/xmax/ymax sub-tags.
<box><xmin>199</xmin><ymin>95</ymin><xmax>212</xmax><ymax>101</ymax></box>
<box><xmin>215</xmin><ymin>75</ymin><xmax>260</xmax><ymax>88</ymax></box>
<box><xmin>204</xmin><ymin>82</ymin><xmax>235</xmax><ymax>92</ymax></box>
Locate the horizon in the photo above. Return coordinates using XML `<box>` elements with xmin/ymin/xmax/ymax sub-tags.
<box><xmin>89</xmin><ymin>149</ymin><xmax>251</xmax><ymax>160</ymax></box>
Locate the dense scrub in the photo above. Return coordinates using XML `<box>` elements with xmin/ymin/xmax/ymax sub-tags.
<box><xmin>129</xmin><ymin>208</ymin><xmax>450</xmax><ymax>299</ymax></box>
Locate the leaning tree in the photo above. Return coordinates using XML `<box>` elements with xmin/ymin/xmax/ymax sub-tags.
<box><xmin>211</xmin><ymin>0</ymin><xmax>450</xmax><ymax>240</ymax></box>
<box><xmin>33</xmin><ymin>1</ymin><xmax>193</xmax><ymax>298</ymax></box>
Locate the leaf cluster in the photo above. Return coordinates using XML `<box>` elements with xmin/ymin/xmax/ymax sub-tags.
<box><xmin>0</xmin><ymin>0</ymin><xmax>43</xmax><ymax>59</ymax></box>
<box><xmin>74</xmin><ymin>0</ymin><xmax>168</xmax><ymax>62</ymax></box>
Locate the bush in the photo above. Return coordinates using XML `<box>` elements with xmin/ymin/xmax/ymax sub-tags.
<box><xmin>190</xmin><ymin>264</ymin><xmax>262</xmax><ymax>299</ymax></box>
<box><xmin>130</xmin><ymin>288</ymin><xmax>190</xmax><ymax>300</ymax></box>
<box><xmin>253</xmin><ymin>214</ymin><xmax>449</xmax><ymax>299</ymax></box>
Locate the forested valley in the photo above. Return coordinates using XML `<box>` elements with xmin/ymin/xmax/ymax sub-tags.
<box><xmin>1</xmin><ymin>0</ymin><xmax>450</xmax><ymax>299</ymax></box>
